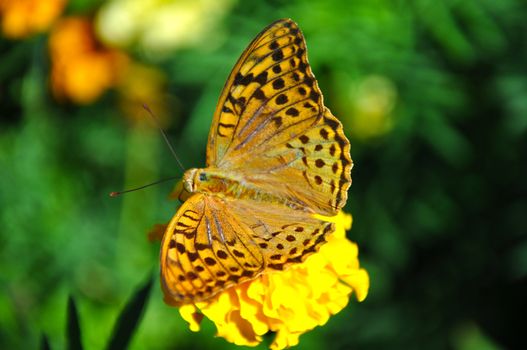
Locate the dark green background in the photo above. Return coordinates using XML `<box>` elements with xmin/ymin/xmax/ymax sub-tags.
<box><xmin>1</xmin><ymin>0</ymin><xmax>526</xmax><ymax>349</ymax></box>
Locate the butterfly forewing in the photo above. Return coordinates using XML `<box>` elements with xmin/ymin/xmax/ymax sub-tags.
<box><xmin>161</xmin><ymin>194</ymin><xmax>264</xmax><ymax>305</ymax></box>
<box><xmin>207</xmin><ymin>19</ymin><xmax>324</xmax><ymax>166</ymax></box>
<box><xmin>207</xmin><ymin>18</ymin><xmax>351</xmax><ymax>216</ymax></box>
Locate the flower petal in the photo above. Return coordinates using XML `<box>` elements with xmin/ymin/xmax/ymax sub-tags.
<box><xmin>172</xmin><ymin>211</ymin><xmax>369</xmax><ymax>349</ymax></box>
<box><xmin>179</xmin><ymin>304</ymin><xmax>201</xmax><ymax>332</ymax></box>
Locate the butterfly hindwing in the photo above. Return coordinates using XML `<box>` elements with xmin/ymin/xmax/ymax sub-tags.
<box><xmin>226</xmin><ymin>107</ymin><xmax>352</xmax><ymax>216</ymax></box>
<box><xmin>227</xmin><ymin>198</ymin><xmax>334</xmax><ymax>270</ymax></box>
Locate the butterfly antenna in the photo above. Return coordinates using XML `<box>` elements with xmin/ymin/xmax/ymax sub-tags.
<box><xmin>109</xmin><ymin>176</ymin><xmax>180</xmax><ymax>197</ymax></box>
<box><xmin>142</xmin><ymin>103</ymin><xmax>186</xmax><ymax>172</ymax></box>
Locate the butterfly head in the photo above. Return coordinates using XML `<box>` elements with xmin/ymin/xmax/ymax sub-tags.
<box><xmin>182</xmin><ymin>168</ymin><xmax>209</xmax><ymax>193</ymax></box>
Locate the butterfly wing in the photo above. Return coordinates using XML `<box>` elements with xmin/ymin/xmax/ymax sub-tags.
<box><xmin>226</xmin><ymin>197</ymin><xmax>335</xmax><ymax>271</ymax></box>
<box><xmin>161</xmin><ymin>194</ymin><xmax>334</xmax><ymax>305</ymax></box>
<box><xmin>206</xmin><ymin>18</ymin><xmax>351</xmax><ymax>216</ymax></box>
<box><xmin>162</xmin><ymin>19</ymin><xmax>352</xmax><ymax>305</ymax></box>
<box><xmin>233</xmin><ymin>107</ymin><xmax>351</xmax><ymax>216</ymax></box>
<box><xmin>161</xmin><ymin>193</ymin><xmax>263</xmax><ymax>305</ymax></box>
<box><xmin>207</xmin><ymin>18</ymin><xmax>323</xmax><ymax>165</ymax></box>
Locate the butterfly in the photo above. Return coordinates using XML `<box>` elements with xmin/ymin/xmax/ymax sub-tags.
<box><xmin>160</xmin><ymin>18</ymin><xmax>352</xmax><ymax>306</ymax></box>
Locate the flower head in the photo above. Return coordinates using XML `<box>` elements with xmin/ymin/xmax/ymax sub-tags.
<box><xmin>48</xmin><ymin>17</ymin><xmax>128</xmax><ymax>104</ymax></box>
<box><xmin>348</xmin><ymin>75</ymin><xmax>397</xmax><ymax>139</ymax></box>
<box><xmin>96</xmin><ymin>0</ymin><xmax>234</xmax><ymax>55</ymax></box>
<box><xmin>0</xmin><ymin>0</ymin><xmax>66</xmax><ymax>38</ymax></box>
<box><xmin>175</xmin><ymin>212</ymin><xmax>369</xmax><ymax>349</ymax></box>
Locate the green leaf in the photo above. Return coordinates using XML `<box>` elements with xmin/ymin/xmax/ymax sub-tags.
<box><xmin>67</xmin><ymin>296</ymin><xmax>83</xmax><ymax>350</ymax></box>
<box><xmin>105</xmin><ymin>276</ymin><xmax>153</xmax><ymax>350</ymax></box>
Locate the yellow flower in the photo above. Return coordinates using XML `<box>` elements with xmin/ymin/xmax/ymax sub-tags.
<box><xmin>48</xmin><ymin>17</ymin><xmax>128</xmax><ymax>104</ymax></box>
<box><xmin>95</xmin><ymin>0</ymin><xmax>234</xmax><ymax>54</ymax></box>
<box><xmin>349</xmin><ymin>75</ymin><xmax>397</xmax><ymax>140</ymax></box>
<box><xmin>0</xmin><ymin>0</ymin><xmax>66</xmax><ymax>38</ymax></box>
<box><xmin>117</xmin><ymin>62</ymin><xmax>170</xmax><ymax>124</ymax></box>
<box><xmin>175</xmin><ymin>212</ymin><xmax>369</xmax><ymax>349</ymax></box>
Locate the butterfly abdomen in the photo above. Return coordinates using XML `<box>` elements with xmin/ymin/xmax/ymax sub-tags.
<box><xmin>187</xmin><ymin>168</ymin><xmax>307</xmax><ymax>211</ymax></box>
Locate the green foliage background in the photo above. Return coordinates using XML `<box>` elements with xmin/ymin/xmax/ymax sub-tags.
<box><xmin>1</xmin><ymin>0</ymin><xmax>526</xmax><ymax>349</ymax></box>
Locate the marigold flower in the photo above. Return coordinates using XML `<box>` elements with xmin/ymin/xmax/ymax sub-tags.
<box><xmin>49</xmin><ymin>17</ymin><xmax>128</xmax><ymax>104</ymax></box>
<box><xmin>0</xmin><ymin>0</ymin><xmax>66</xmax><ymax>38</ymax></box>
<box><xmin>175</xmin><ymin>211</ymin><xmax>369</xmax><ymax>349</ymax></box>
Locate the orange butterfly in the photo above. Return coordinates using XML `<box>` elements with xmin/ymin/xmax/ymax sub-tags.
<box><xmin>160</xmin><ymin>19</ymin><xmax>352</xmax><ymax>306</ymax></box>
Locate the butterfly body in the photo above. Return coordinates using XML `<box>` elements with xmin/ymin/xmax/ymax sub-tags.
<box><xmin>161</xmin><ymin>19</ymin><xmax>352</xmax><ymax>306</ymax></box>
<box><xmin>182</xmin><ymin>167</ymin><xmax>311</xmax><ymax>212</ymax></box>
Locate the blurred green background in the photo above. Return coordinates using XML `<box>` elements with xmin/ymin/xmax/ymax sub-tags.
<box><xmin>1</xmin><ymin>0</ymin><xmax>526</xmax><ymax>349</ymax></box>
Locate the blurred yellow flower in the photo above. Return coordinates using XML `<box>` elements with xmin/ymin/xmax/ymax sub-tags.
<box><xmin>48</xmin><ymin>17</ymin><xmax>129</xmax><ymax>104</ymax></box>
<box><xmin>117</xmin><ymin>62</ymin><xmax>173</xmax><ymax>124</ymax></box>
<box><xmin>176</xmin><ymin>212</ymin><xmax>369</xmax><ymax>349</ymax></box>
<box><xmin>350</xmin><ymin>75</ymin><xmax>397</xmax><ymax>139</ymax></box>
<box><xmin>96</xmin><ymin>0</ymin><xmax>233</xmax><ymax>55</ymax></box>
<box><xmin>0</xmin><ymin>0</ymin><xmax>66</xmax><ymax>38</ymax></box>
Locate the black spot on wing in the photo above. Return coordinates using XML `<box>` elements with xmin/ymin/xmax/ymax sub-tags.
<box><xmin>276</xmin><ymin>94</ymin><xmax>288</xmax><ymax>105</ymax></box>
<box><xmin>254</xmin><ymin>71</ymin><xmax>268</xmax><ymax>85</ymax></box>
<box><xmin>285</xmin><ymin>107</ymin><xmax>299</xmax><ymax>117</ymax></box>
<box><xmin>253</xmin><ymin>88</ymin><xmax>266</xmax><ymax>100</ymax></box>
<box><xmin>272</xmin><ymin>49</ymin><xmax>284</xmax><ymax>61</ymax></box>
<box><xmin>272</xmin><ymin>78</ymin><xmax>285</xmax><ymax>90</ymax></box>
<box><xmin>234</xmin><ymin>72</ymin><xmax>254</xmax><ymax>86</ymax></box>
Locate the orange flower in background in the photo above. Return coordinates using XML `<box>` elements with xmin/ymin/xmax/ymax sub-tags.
<box><xmin>49</xmin><ymin>17</ymin><xmax>128</xmax><ymax>104</ymax></box>
<box><xmin>177</xmin><ymin>212</ymin><xmax>369</xmax><ymax>349</ymax></box>
<box><xmin>0</xmin><ymin>0</ymin><xmax>66</xmax><ymax>38</ymax></box>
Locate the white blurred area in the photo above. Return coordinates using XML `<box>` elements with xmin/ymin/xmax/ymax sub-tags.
<box><xmin>95</xmin><ymin>0</ymin><xmax>234</xmax><ymax>56</ymax></box>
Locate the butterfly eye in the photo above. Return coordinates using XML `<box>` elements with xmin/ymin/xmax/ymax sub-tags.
<box><xmin>199</xmin><ymin>173</ymin><xmax>207</xmax><ymax>181</ymax></box>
